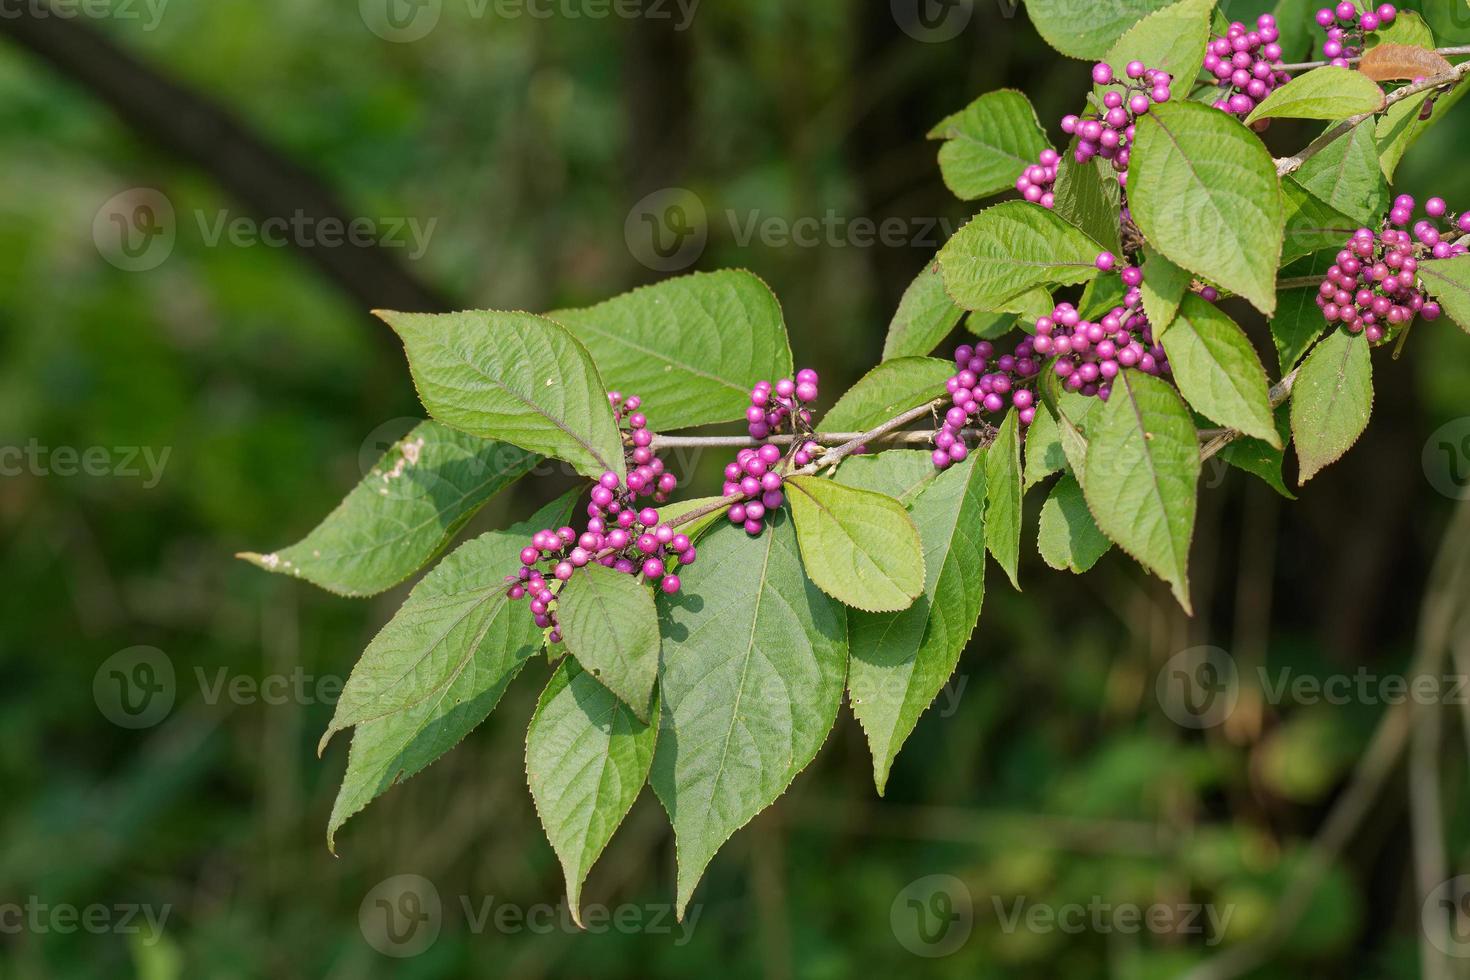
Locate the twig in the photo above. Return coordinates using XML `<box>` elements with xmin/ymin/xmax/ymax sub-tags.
<box><xmin>1276</xmin><ymin>62</ymin><xmax>1470</xmax><ymax>178</ymax></box>
<box><xmin>651</xmin><ymin>427</ymin><xmax>982</xmax><ymax>449</ymax></box>
<box><xmin>1199</xmin><ymin>369</ymin><xmax>1299</xmax><ymax>463</ymax></box>
<box><xmin>1276</xmin><ymin>45</ymin><xmax>1470</xmax><ymax>73</ymax></box>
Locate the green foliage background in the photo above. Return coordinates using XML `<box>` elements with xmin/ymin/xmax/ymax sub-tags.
<box><xmin>3</xmin><ymin>0</ymin><xmax>1470</xmax><ymax>976</ymax></box>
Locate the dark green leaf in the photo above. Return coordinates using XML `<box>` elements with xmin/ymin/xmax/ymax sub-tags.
<box><xmin>1290</xmin><ymin>329</ymin><xmax>1374</xmax><ymax>484</ymax></box>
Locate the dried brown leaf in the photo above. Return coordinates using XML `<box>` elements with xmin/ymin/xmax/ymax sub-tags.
<box><xmin>1358</xmin><ymin>44</ymin><xmax>1454</xmax><ymax>82</ymax></box>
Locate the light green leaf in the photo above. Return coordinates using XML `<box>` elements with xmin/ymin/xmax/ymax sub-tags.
<box><xmin>658</xmin><ymin>496</ymin><xmax>732</xmax><ymax>543</ymax></box>
<box><xmin>1245</xmin><ymin>67</ymin><xmax>1385</xmax><ymax>124</ymax></box>
<box><xmin>651</xmin><ymin>513</ymin><xmax>847</xmax><ymax>919</ymax></box>
<box><xmin>883</xmin><ymin>261</ymin><xmax>965</xmax><ymax>360</ymax></box>
<box><xmin>1025</xmin><ymin>0</ymin><xmax>1179</xmax><ymax>58</ymax></box>
<box><xmin>1376</xmin><ymin>77</ymin><xmax>1470</xmax><ymax>181</ymax></box>
<box><xmin>1290</xmin><ymin>329</ymin><xmax>1374</xmax><ymax>484</ymax></box>
<box><xmin>1281</xmin><ymin>181</ymin><xmax>1359</xmax><ymax>266</ymax></box>
<box><xmin>1161</xmin><ymin>294</ymin><xmax>1281</xmax><ymax>445</ymax></box>
<box><xmin>848</xmin><ymin>455</ymin><xmax>986</xmax><ymax>794</ymax></box>
<box><xmin>836</xmin><ymin>449</ymin><xmax>943</xmax><ymax>504</ymax></box>
<box><xmin>786</xmin><ymin>476</ymin><xmax>926</xmax><ymax>612</ymax></box>
<box><xmin>1099</xmin><ymin>0</ymin><xmax>1216</xmax><ymax>101</ymax></box>
<box><xmin>1292</xmin><ymin>120</ymin><xmax>1387</xmax><ymax>226</ymax></box>
<box><xmin>322</xmin><ymin>492</ymin><xmax>577</xmax><ymax>849</ymax></box>
<box><xmin>240</xmin><ymin>421</ymin><xmax>537</xmax><ymax>596</ymax></box>
<box><xmin>821</xmin><ymin>357</ymin><xmax>951</xmax><ymax>432</ymax></box>
<box><xmin>547</xmin><ymin>270</ymin><xmax>794</xmax><ymax>431</ymax></box>
<box><xmin>556</xmin><ymin>563</ymin><xmax>661</xmax><ymax>722</ymax></box>
<box><xmin>984</xmin><ymin>409</ymin><xmax>1023</xmax><ymax>589</ymax></box>
<box><xmin>380</xmin><ymin>309</ymin><xmax>624</xmax><ymax>480</ymax></box>
<box><xmin>1369</xmin><ymin>9</ymin><xmax>1436</xmax><ymax>48</ymax></box>
<box><xmin>1079</xmin><ymin>371</ymin><xmax>1200</xmax><ymax>611</ymax></box>
<box><xmin>526</xmin><ymin>661</ymin><xmax>657</xmax><ymax>925</ymax></box>
<box><xmin>937</xmin><ymin>201</ymin><xmax>1103</xmax><ymax>312</ymax></box>
<box><xmin>1053</xmin><ymin>147</ymin><xmax>1123</xmax><ymax>254</ymax></box>
<box><xmin>968</xmin><ymin>289</ymin><xmax>1055</xmax><ymax>335</ymax></box>
<box><xmin>1418</xmin><ymin>255</ymin><xmax>1470</xmax><ymax>333</ymax></box>
<box><xmin>1128</xmin><ymin>102</ymin><xmax>1285</xmax><ymax>315</ymax></box>
<box><xmin>1038</xmin><ymin>474</ymin><xmax>1112</xmax><ymax>573</ymax></box>
<box><xmin>1270</xmin><ymin>0</ymin><xmax>1318</xmax><ymax>62</ymax></box>
<box><xmin>927</xmin><ymin>89</ymin><xmax>1052</xmax><ymax>201</ymax></box>
<box><xmin>1141</xmin><ymin>246</ymin><xmax>1191</xmax><ymax>334</ymax></box>
<box><xmin>1079</xmin><ymin>271</ymin><xmax>1129</xmax><ymax>320</ymax></box>
<box><xmin>1026</xmin><ymin>390</ymin><xmax>1103</xmax><ymax>489</ymax></box>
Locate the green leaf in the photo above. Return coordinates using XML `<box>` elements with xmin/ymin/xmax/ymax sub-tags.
<box><xmin>821</xmin><ymin>357</ymin><xmax>951</xmax><ymax>432</ymax></box>
<box><xmin>1290</xmin><ymin>329</ymin><xmax>1374</xmax><ymax>484</ymax></box>
<box><xmin>239</xmin><ymin>421</ymin><xmax>537</xmax><ymax>596</ymax></box>
<box><xmin>1368</xmin><ymin>10</ymin><xmax>1436</xmax><ymax>50</ymax></box>
<box><xmin>1078</xmin><ymin>271</ymin><xmax>1129</xmax><ymax>320</ymax></box>
<box><xmin>1270</xmin><ymin>0</ymin><xmax>1318</xmax><ymax>62</ymax></box>
<box><xmin>1079</xmin><ymin>371</ymin><xmax>1200</xmax><ymax>611</ymax></box>
<box><xmin>1128</xmin><ymin>102</ymin><xmax>1285</xmax><ymax>316</ymax></box>
<box><xmin>1029</xmin><ymin>387</ymin><xmax>1104</xmax><ymax>488</ymax></box>
<box><xmin>1376</xmin><ymin>77</ymin><xmax>1470</xmax><ymax>181</ymax></box>
<box><xmin>1418</xmin><ymin>255</ymin><xmax>1470</xmax><ymax>333</ymax></box>
<box><xmin>883</xmin><ymin>261</ymin><xmax>965</xmax><ymax>360</ymax></box>
<box><xmin>836</xmin><ymin>450</ymin><xmax>943</xmax><ymax>504</ymax></box>
<box><xmin>984</xmin><ymin>410</ymin><xmax>1023</xmax><ymax>589</ymax></box>
<box><xmin>927</xmin><ymin>89</ymin><xmax>1052</xmax><ymax>201</ymax></box>
<box><xmin>1272</xmin><ymin>251</ymin><xmax>1335</xmax><ymax>371</ymax></box>
<box><xmin>548</xmin><ymin>270</ymin><xmax>794</xmax><ymax>431</ymax></box>
<box><xmin>525</xmin><ymin>661</ymin><xmax>657</xmax><ymax>925</ymax></box>
<box><xmin>1292</xmin><ymin>120</ymin><xmax>1387</xmax><ymax>226</ymax></box>
<box><xmin>380</xmin><ymin>309</ymin><xmax>624</xmax><ymax>480</ymax></box>
<box><xmin>322</xmin><ymin>492</ymin><xmax>578</xmax><ymax>849</ymax></box>
<box><xmin>1038</xmin><ymin>474</ymin><xmax>1113</xmax><ymax>573</ymax></box>
<box><xmin>968</xmin><ymin>289</ymin><xmax>1055</xmax><ymax>334</ymax></box>
<box><xmin>651</xmin><ymin>513</ymin><xmax>847</xmax><ymax>919</ymax></box>
<box><xmin>1140</xmin><ymin>246</ymin><xmax>1191</xmax><ymax>333</ymax></box>
<box><xmin>658</xmin><ymin>496</ymin><xmax>731</xmax><ymax>543</ymax></box>
<box><xmin>1161</xmin><ymin>294</ymin><xmax>1281</xmax><ymax>445</ymax></box>
<box><xmin>1053</xmin><ymin>148</ymin><xmax>1123</xmax><ymax>255</ymax></box>
<box><xmin>1024</xmin><ymin>401</ymin><xmax>1067</xmax><ymax>491</ymax></box>
<box><xmin>1099</xmin><ymin>0</ymin><xmax>1215</xmax><ymax>101</ymax></box>
<box><xmin>785</xmin><ymin>476</ymin><xmax>926</xmax><ymax>612</ymax></box>
<box><xmin>937</xmin><ymin>201</ymin><xmax>1103</xmax><ymax>312</ymax></box>
<box><xmin>1025</xmin><ymin>0</ymin><xmax>1179</xmax><ymax>58</ymax></box>
<box><xmin>1220</xmin><ymin>407</ymin><xmax>1296</xmax><ymax>499</ymax></box>
<box><xmin>556</xmin><ymin>564</ymin><xmax>661</xmax><ymax>722</ymax></box>
<box><xmin>1245</xmin><ymin>67</ymin><xmax>1385</xmax><ymax>124</ymax></box>
<box><xmin>1280</xmin><ymin>181</ymin><xmax>1359</xmax><ymax>266</ymax></box>
<box><xmin>965</xmin><ymin>310</ymin><xmax>1019</xmax><ymax>340</ymax></box>
<box><xmin>848</xmin><ymin>455</ymin><xmax>986</xmax><ymax>794</ymax></box>
<box><xmin>1422</xmin><ymin>0</ymin><xmax>1470</xmax><ymax>43</ymax></box>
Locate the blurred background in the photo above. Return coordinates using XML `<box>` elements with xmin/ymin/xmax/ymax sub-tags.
<box><xmin>4</xmin><ymin>0</ymin><xmax>1470</xmax><ymax>976</ymax></box>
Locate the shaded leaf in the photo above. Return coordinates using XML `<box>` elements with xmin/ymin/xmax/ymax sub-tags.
<box><xmin>1038</xmin><ymin>474</ymin><xmax>1113</xmax><ymax>573</ymax></box>
<box><xmin>984</xmin><ymin>409</ymin><xmax>1023</xmax><ymax>590</ymax></box>
<box><xmin>557</xmin><ymin>564</ymin><xmax>661</xmax><ymax>722</ymax></box>
<box><xmin>1292</xmin><ymin>120</ymin><xmax>1387</xmax><ymax>226</ymax></box>
<box><xmin>1290</xmin><ymin>329</ymin><xmax>1374</xmax><ymax>484</ymax></box>
<box><xmin>883</xmin><ymin>261</ymin><xmax>965</xmax><ymax>360</ymax></box>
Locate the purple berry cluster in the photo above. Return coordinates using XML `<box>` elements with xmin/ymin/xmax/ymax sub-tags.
<box><xmin>1019</xmin><ymin>59</ymin><xmax>1171</xmax><ymax>203</ymax></box>
<box><xmin>610</xmin><ymin>391</ymin><xmax>679</xmax><ymax>503</ymax></box>
<box><xmin>745</xmin><ymin>372</ymin><xmax>818</xmax><ymax>440</ymax></box>
<box><xmin>1317</xmin><ymin>195</ymin><xmax>1467</xmax><ymax>340</ymax></box>
<box><xmin>727</xmin><ymin>372</ymin><xmax>822</xmax><ymax>535</ymax></box>
<box><xmin>1205</xmin><ymin>15</ymin><xmax>1290</xmax><ymax>121</ymax></box>
<box><xmin>932</xmin><ymin>338</ymin><xmax>1044</xmax><ymax>469</ymax></box>
<box><xmin>1316</xmin><ymin>3</ymin><xmax>1397</xmax><ymax>66</ymax></box>
<box><xmin>1034</xmin><ymin>261</ymin><xmax>1171</xmax><ymax>400</ymax></box>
